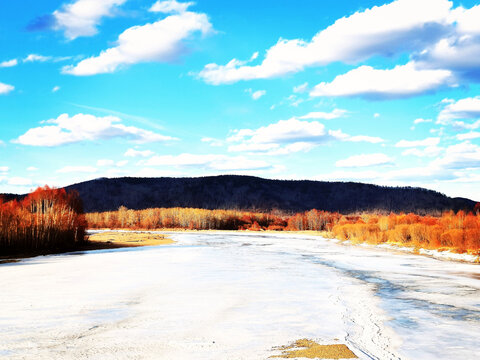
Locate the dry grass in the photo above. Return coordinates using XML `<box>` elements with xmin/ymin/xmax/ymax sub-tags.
<box><xmin>272</xmin><ymin>339</ymin><xmax>357</xmax><ymax>359</ymax></box>
<box><xmin>87</xmin><ymin>231</ymin><xmax>174</xmax><ymax>247</ymax></box>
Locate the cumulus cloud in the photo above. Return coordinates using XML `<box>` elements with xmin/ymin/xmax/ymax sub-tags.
<box><xmin>149</xmin><ymin>0</ymin><xmax>194</xmax><ymax>14</ymax></box>
<box><xmin>0</xmin><ymin>82</ymin><xmax>14</xmax><ymax>95</ymax></box>
<box><xmin>13</xmin><ymin>113</ymin><xmax>176</xmax><ymax>147</ymax></box>
<box><xmin>456</xmin><ymin>132</ymin><xmax>480</xmax><ymax>141</ymax></box>
<box><xmin>414</xmin><ymin>4</ymin><xmax>480</xmax><ymax>79</ymax></box>
<box><xmin>413</xmin><ymin>118</ymin><xmax>432</xmax><ymax>125</ymax></box>
<box><xmin>23</xmin><ymin>54</ymin><xmax>51</xmax><ymax>63</ymax></box>
<box><xmin>299</xmin><ymin>109</ymin><xmax>347</xmax><ymax>120</ymax></box>
<box><xmin>97</xmin><ymin>159</ymin><xmax>128</xmax><ymax>167</ymax></box>
<box><xmin>7</xmin><ymin>177</ymin><xmax>33</xmax><ymax>186</ymax></box>
<box><xmin>310</xmin><ymin>62</ymin><xmax>454</xmax><ymax>99</ymax></box>
<box><xmin>201</xmin><ymin>137</ymin><xmax>223</xmax><ymax>147</ymax></box>
<box><xmin>317</xmin><ymin>140</ymin><xmax>480</xmax><ymax>196</ymax></box>
<box><xmin>336</xmin><ymin>153</ymin><xmax>393</xmax><ymax>168</ymax></box>
<box><xmin>293</xmin><ymin>82</ymin><xmax>308</xmax><ymax>93</ymax></box>
<box><xmin>124</xmin><ymin>148</ymin><xmax>155</xmax><ymax>157</ymax></box>
<box><xmin>452</xmin><ymin>120</ymin><xmax>480</xmax><ymax>130</ymax></box>
<box><xmin>431</xmin><ymin>141</ymin><xmax>480</xmax><ymax>169</ymax></box>
<box><xmin>0</xmin><ymin>166</ymin><xmax>9</xmax><ymax>173</ymax></box>
<box><xmin>0</xmin><ymin>59</ymin><xmax>17</xmax><ymax>67</ymax></box>
<box><xmin>227</xmin><ymin>118</ymin><xmax>384</xmax><ymax>155</ymax></box>
<box><xmin>53</xmin><ymin>0</ymin><xmax>127</xmax><ymax>40</ymax></box>
<box><xmin>63</xmin><ymin>9</ymin><xmax>212</xmax><ymax>75</ymax></box>
<box><xmin>26</xmin><ymin>166</ymin><xmax>38</xmax><ymax>172</ymax></box>
<box><xmin>250</xmin><ymin>89</ymin><xmax>266</xmax><ymax>100</ymax></box>
<box><xmin>144</xmin><ymin>153</ymin><xmax>273</xmax><ymax>171</ymax></box>
<box><xmin>198</xmin><ymin>0</ymin><xmax>453</xmax><ymax>84</ymax></box>
<box><xmin>96</xmin><ymin>159</ymin><xmax>115</xmax><ymax>167</ymax></box>
<box><xmin>198</xmin><ymin>0</ymin><xmax>480</xmax><ymax>102</ymax></box>
<box><xmin>401</xmin><ymin>146</ymin><xmax>443</xmax><ymax>157</ymax></box>
<box><xmin>52</xmin><ymin>86</ymin><xmax>61</xmax><ymax>92</ymax></box>
<box><xmin>328</xmin><ymin>130</ymin><xmax>384</xmax><ymax>144</ymax></box>
<box><xmin>395</xmin><ymin>137</ymin><xmax>440</xmax><ymax>147</ymax></box>
<box><xmin>437</xmin><ymin>96</ymin><xmax>480</xmax><ymax>125</ymax></box>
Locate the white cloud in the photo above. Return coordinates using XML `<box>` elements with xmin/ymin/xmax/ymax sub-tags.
<box><xmin>57</xmin><ymin>166</ymin><xmax>98</xmax><ymax>173</ymax></box>
<box><xmin>414</xmin><ymin>4</ymin><xmax>480</xmax><ymax>77</ymax></box>
<box><xmin>437</xmin><ymin>96</ymin><xmax>480</xmax><ymax>124</ymax></box>
<box><xmin>402</xmin><ymin>146</ymin><xmax>443</xmax><ymax>157</ymax></box>
<box><xmin>144</xmin><ymin>153</ymin><xmax>272</xmax><ymax>171</ymax></box>
<box><xmin>116</xmin><ymin>160</ymin><xmax>128</xmax><ymax>167</ymax></box>
<box><xmin>344</xmin><ymin>135</ymin><xmax>384</xmax><ymax>143</ymax></box>
<box><xmin>456</xmin><ymin>131</ymin><xmax>480</xmax><ymax>141</ymax></box>
<box><xmin>245</xmin><ymin>88</ymin><xmax>266</xmax><ymax>100</ymax></box>
<box><xmin>23</xmin><ymin>54</ymin><xmax>51</xmax><ymax>63</ymax></box>
<box><xmin>310</xmin><ymin>62</ymin><xmax>454</xmax><ymax>99</ymax></box>
<box><xmin>52</xmin><ymin>86</ymin><xmax>60</xmax><ymax>92</ymax></box>
<box><xmin>63</xmin><ymin>10</ymin><xmax>212</xmax><ymax>75</ymax></box>
<box><xmin>293</xmin><ymin>82</ymin><xmax>308</xmax><ymax>93</ymax></box>
<box><xmin>97</xmin><ymin>159</ymin><xmax>115</xmax><ymax>167</ymax></box>
<box><xmin>198</xmin><ymin>0</ymin><xmax>453</xmax><ymax>84</ymax></box>
<box><xmin>149</xmin><ymin>0</ymin><xmax>194</xmax><ymax>14</ymax></box>
<box><xmin>374</xmin><ymin>113</ymin><xmax>380</xmax><ymax>118</ymax></box>
<box><xmin>414</xmin><ymin>118</ymin><xmax>432</xmax><ymax>124</ymax></box>
<box><xmin>451</xmin><ymin>120</ymin><xmax>480</xmax><ymax>130</ymax></box>
<box><xmin>13</xmin><ymin>113</ymin><xmax>176</xmax><ymax>147</ymax></box>
<box><xmin>316</xmin><ymin>140</ymin><xmax>480</xmax><ymax>199</ymax></box>
<box><xmin>201</xmin><ymin>137</ymin><xmax>223</xmax><ymax>147</ymax></box>
<box><xmin>299</xmin><ymin>108</ymin><xmax>347</xmax><ymax>120</ymax></box>
<box><xmin>7</xmin><ymin>177</ymin><xmax>33</xmax><ymax>186</ymax></box>
<box><xmin>53</xmin><ymin>0</ymin><xmax>127</xmax><ymax>40</ymax></box>
<box><xmin>124</xmin><ymin>148</ymin><xmax>155</xmax><ymax>157</ymax></box>
<box><xmin>26</xmin><ymin>166</ymin><xmax>38</xmax><ymax>172</ymax></box>
<box><xmin>227</xmin><ymin>118</ymin><xmax>384</xmax><ymax>155</ymax></box>
<box><xmin>328</xmin><ymin>130</ymin><xmax>384</xmax><ymax>143</ymax></box>
<box><xmin>431</xmin><ymin>141</ymin><xmax>480</xmax><ymax>169</ymax></box>
<box><xmin>0</xmin><ymin>82</ymin><xmax>14</xmax><ymax>95</ymax></box>
<box><xmin>0</xmin><ymin>59</ymin><xmax>17</xmax><ymax>67</ymax></box>
<box><xmin>0</xmin><ymin>166</ymin><xmax>9</xmax><ymax>173</ymax></box>
<box><xmin>336</xmin><ymin>153</ymin><xmax>393</xmax><ymax>168</ymax></box>
<box><xmin>395</xmin><ymin>137</ymin><xmax>440</xmax><ymax>147</ymax></box>
<box><xmin>251</xmin><ymin>90</ymin><xmax>266</xmax><ymax>100</ymax></box>
<box><xmin>229</xmin><ymin>118</ymin><xmax>329</xmax><ymax>146</ymax></box>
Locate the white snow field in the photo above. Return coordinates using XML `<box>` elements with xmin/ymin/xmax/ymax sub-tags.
<box><xmin>1</xmin><ymin>231</ymin><xmax>480</xmax><ymax>359</ymax></box>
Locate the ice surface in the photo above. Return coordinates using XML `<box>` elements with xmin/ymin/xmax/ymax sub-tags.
<box><xmin>1</xmin><ymin>231</ymin><xmax>480</xmax><ymax>359</ymax></box>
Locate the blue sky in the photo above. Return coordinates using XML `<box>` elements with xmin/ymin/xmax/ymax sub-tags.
<box><xmin>1</xmin><ymin>0</ymin><xmax>480</xmax><ymax>201</ymax></box>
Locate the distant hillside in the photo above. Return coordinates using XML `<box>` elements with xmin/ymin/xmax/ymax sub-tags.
<box><xmin>51</xmin><ymin>175</ymin><xmax>478</xmax><ymax>214</ymax></box>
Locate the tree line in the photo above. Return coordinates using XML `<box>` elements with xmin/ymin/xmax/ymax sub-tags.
<box><xmin>1</xmin><ymin>186</ymin><xmax>479</xmax><ymax>256</ymax></box>
<box><xmin>87</xmin><ymin>205</ymin><xmax>480</xmax><ymax>254</ymax></box>
<box><xmin>0</xmin><ymin>186</ymin><xmax>86</xmax><ymax>255</ymax></box>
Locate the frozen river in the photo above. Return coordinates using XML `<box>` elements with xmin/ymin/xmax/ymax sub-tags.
<box><xmin>1</xmin><ymin>231</ymin><xmax>480</xmax><ymax>359</ymax></box>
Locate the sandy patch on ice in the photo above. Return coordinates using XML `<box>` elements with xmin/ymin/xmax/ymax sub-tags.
<box><xmin>272</xmin><ymin>339</ymin><xmax>358</xmax><ymax>359</ymax></box>
<box><xmin>87</xmin><ymin>231</ymin><xmax>174</xmax><ymax>247</ymax></box>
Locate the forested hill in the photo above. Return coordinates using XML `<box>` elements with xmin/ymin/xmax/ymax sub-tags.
<box><xmin>54</xmin><ymin>175</ymin><xmax>477</xmax><ymax>214</ymax></box>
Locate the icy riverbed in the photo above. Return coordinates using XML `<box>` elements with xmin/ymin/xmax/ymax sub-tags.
<box><xmin>1</xmin><ymin>232</ymin><xmax>480</xmax><ymax>359</ymax></box>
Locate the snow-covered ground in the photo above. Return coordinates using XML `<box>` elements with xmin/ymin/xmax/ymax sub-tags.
<box><xmin>1</xmin><ymin>232</ymin><xmax>480</xmax><ymax>359</ymax></box>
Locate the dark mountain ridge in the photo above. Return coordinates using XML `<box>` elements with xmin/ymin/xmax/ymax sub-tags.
<box><xmin>2</xmin><ymin>175</ymin><xmax>475</xmax><ymax>214</ymax></box>
<box><xmin>50</xmin><ymin>175</ymin><xmax>478</xmax><ymax>214</ymax></box>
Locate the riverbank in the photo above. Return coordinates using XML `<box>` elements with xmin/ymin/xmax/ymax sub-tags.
<box><xmin>0</xmin><ymin>232</ymin><xmax>172</xmax><ymax>263</ymax></box>
<box><xmin>88</xmin><ymin>228</ymin><xmax>480</xmax><ymax>264</ymax></box>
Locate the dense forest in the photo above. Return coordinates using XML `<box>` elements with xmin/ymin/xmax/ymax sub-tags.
<box><xmin>0</xmin><ymin>186</ymin><xmax>86</xmax><ymax>255</ymax></box>
<box><xmin>59</xmin><ymin>176</ymin><xmax>476</xmax><ymax>214</ymax></box>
